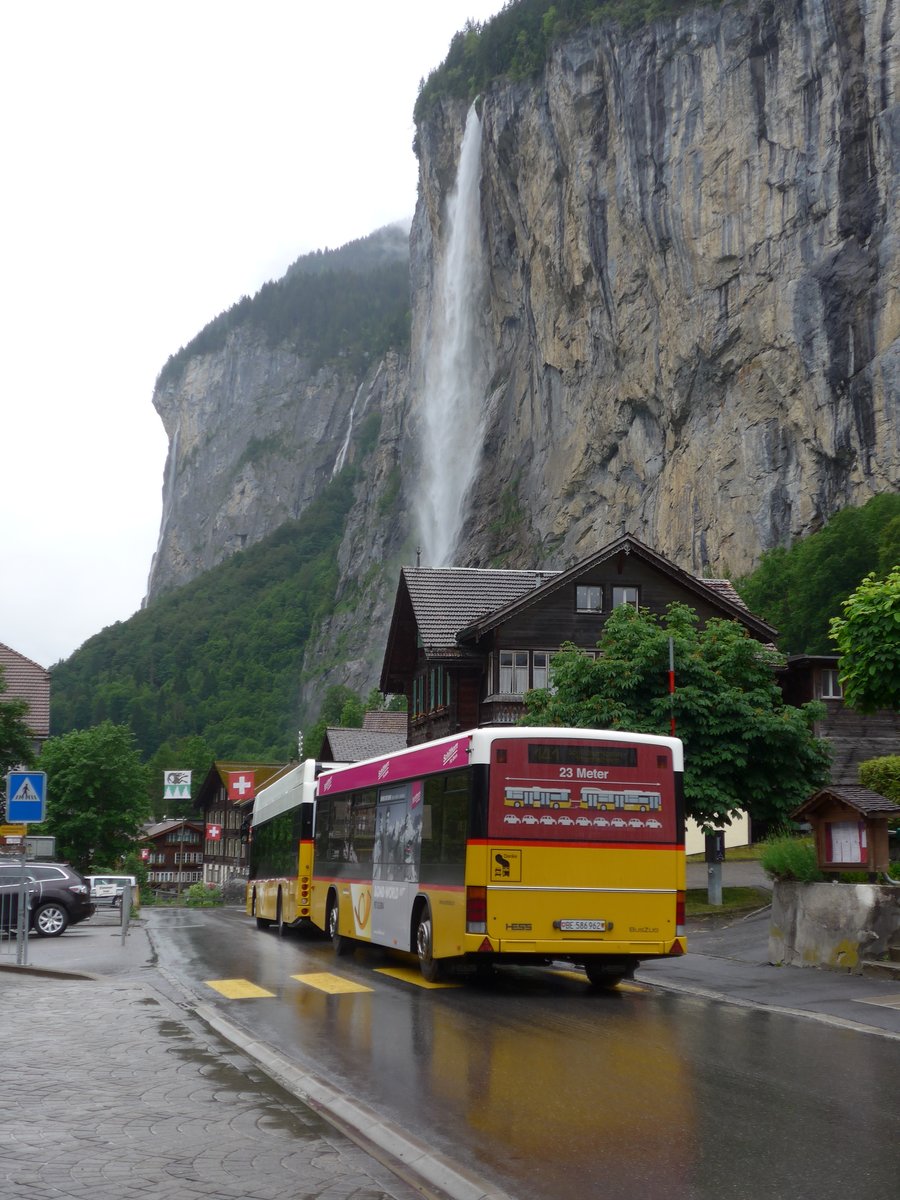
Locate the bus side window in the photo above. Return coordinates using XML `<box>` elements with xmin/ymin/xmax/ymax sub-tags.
<box><xmin>351</xmin><ymin>792</ymin><xmax>377</xmax><ymax>862</ymax></box>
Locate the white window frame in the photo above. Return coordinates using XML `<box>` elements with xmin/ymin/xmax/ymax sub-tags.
<box><xmin>576</xmin><ymin>584</ymin><xmax>603</xmax><ymax>612</ymax></box>
<box><xmin>499</xmin><ymin>650</ymin><xmax>530</xmax><ymax>695</ymax></box>
<box><xmin>819</xmin><ymin>668</ymin><xmax>843</xmax><ymax>699</ymax></box>
<box><xmin>612</xmin><ymin>585</ymin><xmax>639</xmax><ymax>609</ymax></box>
<box><xmin>532</xmin><ymin>651</ymin><xmax>552</xmax><ymax>690</ymax></box>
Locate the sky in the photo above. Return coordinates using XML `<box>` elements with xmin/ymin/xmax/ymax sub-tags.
<box><xmin>1</xmin><ymin>1</ymin><xmax>505</xmax><ymax>670</ymax></box>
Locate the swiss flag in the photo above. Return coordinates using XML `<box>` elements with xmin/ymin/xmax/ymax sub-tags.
<box><xmin>206</xmin><ymin>823</ymin><xmax>222</xmax><ymax>841</ymax></box>
<box><xmin>227</xmin><ymin>771</ymin><xmax>256</xmax><ymax>800</ymax></box>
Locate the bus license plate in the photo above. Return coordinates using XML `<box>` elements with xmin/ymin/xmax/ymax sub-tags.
<box><xmin>559</xmin><ymin>919</ymin><xmax>607</xmax><ymax>932</ymax></box>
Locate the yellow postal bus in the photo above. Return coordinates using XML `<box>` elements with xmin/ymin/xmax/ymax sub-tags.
<box><xmin>307</xmin><ymin>726</ymin><xmax>685</xmax><ymax>986</ymax></box>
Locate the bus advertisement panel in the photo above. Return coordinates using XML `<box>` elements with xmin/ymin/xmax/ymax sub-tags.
<box><xmin>302</xmin><ymin>726</ymin><xmax>685</xmax><ymax>986</ymax></box>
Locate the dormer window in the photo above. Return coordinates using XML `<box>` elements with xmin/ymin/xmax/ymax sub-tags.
<box><xmin>576</xmin><ymin>585</ymin><xmax>603</xmax><ymax>612</ymax></box>
<box><xmin>612</xmin><ymin>585</ymin><xmax>639</xmax><ymax>609</ymax></box>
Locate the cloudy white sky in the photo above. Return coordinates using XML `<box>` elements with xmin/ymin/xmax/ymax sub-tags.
<box><xmin>1</xmin><ymin>1</ymin><xmax>504</xmax><ymax>670</ymax></box>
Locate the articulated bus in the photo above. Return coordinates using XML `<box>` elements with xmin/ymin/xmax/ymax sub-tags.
<box><xmin>247</xmin><ymin>759</ymin><xmax>334</xmax><ymax>934</ymax></box>
<box><xmin>249</xmin><ymin>726</ymin><xmax>686</xmax><ymax>986</ymax></box>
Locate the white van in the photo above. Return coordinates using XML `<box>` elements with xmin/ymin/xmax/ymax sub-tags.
<box><xmin>87</xmin><ymin>874</ymin><xmax>138</xmax><ymax>905</ymax></box>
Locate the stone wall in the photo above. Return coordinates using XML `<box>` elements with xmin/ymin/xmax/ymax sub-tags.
<box><xmin>769</xmin><ymin>880</ymin><xmax>900</xmax><ymax>971</ymax></box>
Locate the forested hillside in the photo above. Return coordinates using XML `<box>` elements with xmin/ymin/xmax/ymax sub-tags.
<box><xmin>156</xmin><ymin>224</ymin><xmax>410</xmax><ymax>389</ymax></box>
<box><xmin>49</xmin><ymin>494</ymin><xmax>899</xmax><ymax>769</ymax></box>
<box><xmin>734</xmin><ymin>495</ymin><xmax>900</xmax><ymax>655</ymax></box>
<box><xmin>50</xmin><ymin>471</ymin><xmax>358</xmax><ymax>760</ymax></box>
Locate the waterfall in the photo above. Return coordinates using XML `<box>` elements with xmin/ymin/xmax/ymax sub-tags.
<box><xmin>418</xmin><ymin>103</ymin><xmax>488</xmax><ymax>567</ymax></box>
<box><xmin>333</xmin><ymin>378</ymin><xmax>369</xmax><ymax>477</ymax></box>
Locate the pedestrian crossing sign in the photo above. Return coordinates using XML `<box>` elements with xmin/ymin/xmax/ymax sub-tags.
<box><xmin>6</xmin><ymin>771</ymin><xmax>47</xmax><ymax>823</ymax></box>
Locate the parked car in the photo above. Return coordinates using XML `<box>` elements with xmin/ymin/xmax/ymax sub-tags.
<box><xmin>0</xmin><ymin>861</ymin><xmax>95</xmax><ymax>936</ymax></box>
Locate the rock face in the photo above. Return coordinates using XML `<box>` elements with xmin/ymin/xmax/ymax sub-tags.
<box><xmin>147</xmin><ymin>0</ymin><xmax>899</xmax><ymax>706</ymax></box>
<box><xmin>413</xmin><ymin>0</ymin><xmax>898</xmax><ymax>578</ymax></box>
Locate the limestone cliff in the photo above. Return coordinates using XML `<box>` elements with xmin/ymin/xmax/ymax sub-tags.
<box><xmin>413</xmin><ymin>0</ymin><xmax>898</xmax><ymax>579</ymax></box>
<box><xmin>146</xmin><ymin>0</ymin><xmax>899</xmax><ymax>711</ymax></box>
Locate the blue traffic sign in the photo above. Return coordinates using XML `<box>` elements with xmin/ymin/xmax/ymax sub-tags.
<box><xmin>6</xmin><ymin>771</ymin><xmax>47</xmax><ymax>823</ymax></box>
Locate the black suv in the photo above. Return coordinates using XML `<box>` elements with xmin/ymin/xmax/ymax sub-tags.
<box><xmin>0</xmin><ymin>861</ymin><xmax>96</xmax><ymax>936</ymax></box>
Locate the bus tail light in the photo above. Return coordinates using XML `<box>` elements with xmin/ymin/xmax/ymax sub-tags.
<box><xmin>675</xmin><ymin>890</ymin><xmax>685</xmax><ymax>938</ymax></box>
<box><xmin>466</xmin><ymin>886</ymin><xmax>487</xmax><ymax>934</ymax></box>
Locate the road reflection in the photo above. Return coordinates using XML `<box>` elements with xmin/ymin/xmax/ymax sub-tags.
<box><xmin>151</xmin><ymin>910</ymin><xmax>900</xmax><ymax>1200</ymax></box>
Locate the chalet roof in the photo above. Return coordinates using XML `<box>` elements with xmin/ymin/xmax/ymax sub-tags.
<box><xmin>321</xmin><ymin>727</ymin><xmax>407</xmax><ymax>763</ymax></box>
<box><xmin>194</xmin><ymin>761</ymin><xmax>286</xmax><ymax>808</ymax></box>
<box><xmin>143</xmin><ymin>819</ymin><xmax>205</xmax><ymax>839</ymax></box>
<box><xmin>0</xmin><ymin>642</ymin><xmax>51</xmax><ymax>738</ymax></box>
<box><xmin>362</xmin><ymin>710</ymin><xmax>407</xmax><ymax>734</ymax></box>
<box><xmin>401</xmin><ymin>566</ymin><xmax>559</xmax><ymax>655</ymax></box>
<box><xmin>794</xmin><ymin>786</ymin><xmax>899</xmax><ymax>819</ymax></box>
<box><xmin>456</xmin><ymin>535</ymin><xmax>778</xmax><ymax>642</ymax></box>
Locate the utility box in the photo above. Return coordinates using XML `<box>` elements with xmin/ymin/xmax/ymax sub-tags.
<box><xmin>25</xmin><ymin>835</ymin><xmax>56</xmax><ymax>860</ymax></box>
<box><xmin>792</xmin><ymin>786</ymin><xmax>899</xmax><ymax>877</ymax></box>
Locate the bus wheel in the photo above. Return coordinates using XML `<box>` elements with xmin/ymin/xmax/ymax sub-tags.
<box><xmin>415</xmin><ymin>905</ymin><xmax>445</xmax><ymax>983</ymax></box>
<box><xmin>327</xmin><ymin>895</ymin><xmax>352</xmax><ymax>956</ymax></box>
<box><xmin>584</xmin><ymin>958</ymin><xmax>633</xmax><ymax>989</ymax></box>
<box><xmin>252</xmin><ymin>893</ymin><xmax>272</xmax><ymax>929</ymax></box>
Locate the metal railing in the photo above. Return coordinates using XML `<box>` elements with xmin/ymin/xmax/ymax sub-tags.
<box><xmin>0</xmin><ymin>854</ymin><xmax>33</xmax><ymax>965</ymax></box>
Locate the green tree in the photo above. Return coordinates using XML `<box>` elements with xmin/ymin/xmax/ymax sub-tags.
<box><xmin>303</xmin><ymin>685</ymin><xmax>364</xmax><ymax>759</ymax></box>
<box><xmin>0</xmin><ymin>666</ymin><xmax>36</xmax><ymax>777</ymax></box>
<box><xmin>736</xmin><ymin>493</ymin><xmax>900</xmax><ymax>653</ymax></box>
<box><xmin>829</xmin><ymin>567</ymin><xmax>900</xmax><ymax>713</ymax></box>
<box><xmin>38</xmin><ymin>722</ymin><xmax>150</xmax><ymax>873</ymax></box>
<box><xmin>522</xmin><ymin>604</ymin><xmax>831</xmax><ymax>830</ymax></box>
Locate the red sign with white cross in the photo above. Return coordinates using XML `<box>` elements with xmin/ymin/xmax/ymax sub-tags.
<box><xmin>227</xmin><ymin>771</ymin><xmax>256</xmax><ymax>801</ymax></box>
<box><xmin>206</xmin><ymin>823</ymin><xmax>222</xmax><ymax>841</ymax></box>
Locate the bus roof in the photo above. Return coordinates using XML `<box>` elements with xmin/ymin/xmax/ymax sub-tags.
<box><xmin>315</xmin><ymin>727</ymin><xmax>683</xmax><ymax>796</ymax></box>
<box><xmin>251</xmin><ymin>759</ymin><xmax>318</xmax><ymax>827</ymax></box>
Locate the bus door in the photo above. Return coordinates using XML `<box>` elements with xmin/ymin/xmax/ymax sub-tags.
<box><xmin>372</xmin><ymin>782</ymin><xmax>423</xmax><ymax>948</ymax></box>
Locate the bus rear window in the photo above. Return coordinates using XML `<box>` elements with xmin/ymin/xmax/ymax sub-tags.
<box><xmin>528</xmin><ymin>744</ymin><xmax>637</xmax><ymax>768</ymax></box>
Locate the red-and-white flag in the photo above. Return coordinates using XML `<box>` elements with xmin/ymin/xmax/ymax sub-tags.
<box><xmin>206</xmin><ymin>823</ymin><xmax>222</xmax><ymax>841</ymax></box>
<box><xmin>227</xmin><ymin>771</ymin><xmax>256</xmax><ymax>801</ymax></box>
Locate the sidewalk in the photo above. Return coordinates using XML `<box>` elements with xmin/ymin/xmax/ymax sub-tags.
<box><xmin>0</xmin><ymin>915</ymin><xmax>511</xmax><ymax>1200</ymax></box>
<box><xmin>637</xmin><ymin>859</ymin><xmax>900</xmax><ymax>1039</ymax></box>
<box><xmin>2</xmin><ymin>870</ymin><xmax>900</xmax><ymax>1200</ymax></box>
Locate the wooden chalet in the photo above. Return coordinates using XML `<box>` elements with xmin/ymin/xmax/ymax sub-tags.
<box><xmin>779</xmin><ymin>655</ymin><xmax>900</xmax><ymax>786</ymax></box>
<box><xmin>380</xmin><ymin>534</ymin><xmax>779</xmax><ymax>746</ymax></box>
<box><xmin>141</xmin><ymin>818</ymin><xmax>206</xmax><ymax>892</ymax></box>
<box><xmin>194</xmin><ymin>761</ymin><xmax>286</xmax><ymax>887</ymax></box>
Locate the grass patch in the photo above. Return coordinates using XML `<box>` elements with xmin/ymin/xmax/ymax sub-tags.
<box><xmin>686</xmin><ymin>843</ymin><xmax>764</xmax><ymax>863</ymax></box>
<box><xmin>685</xmin><ymin>886</ymin><xmax>771</xmax><ymax>917</ymax></box>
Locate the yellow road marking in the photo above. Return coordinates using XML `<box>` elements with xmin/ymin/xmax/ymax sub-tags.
<box><xmin>854</xmin><ymin>993</ymin><xmax>900</xmax><ymax>1010</ymax></box>
<box><xmin>374</xmin><ymin>965</ymin><xmax>461</xmax><ymax>989</ymax></box>
<box><xmin>292</xmin><ymin>972</ymin><xmax>373</xmax><ymax>994</ymax></box>
<box><xmin>205</xmin><ymin>978</ymin><xmax>275</xmax><ymax>999</ymax></box>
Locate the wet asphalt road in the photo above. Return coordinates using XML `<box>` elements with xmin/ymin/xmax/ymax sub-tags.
<box><xmin>146</xmin><ymin>907</ymin><xmax>900</xmax><ymax>1200</ymax></box>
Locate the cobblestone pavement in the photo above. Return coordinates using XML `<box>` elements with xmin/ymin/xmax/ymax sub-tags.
<box><xmin>0</xmin><ymin>972</ymin><xmax>425</xmax><ymax>1200</ymax></box>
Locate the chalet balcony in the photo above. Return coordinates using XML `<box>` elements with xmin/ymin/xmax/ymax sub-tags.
<box><xmin>479</xmin><ymin>694</ymin><xmax>526</xmax><ymax>726</ymax></box>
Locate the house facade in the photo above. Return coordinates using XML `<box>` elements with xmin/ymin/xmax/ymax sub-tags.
<box><xmin>141</xmin><ymin>819</ymin><xmax>206</xmax><ymax>892</ymax></box>
<box><xmin>779</xmin><ymin>656</ymin><xmax>900</xmax><ymax>786</ymax></box>
<box><xmin>0</xmin><ymin>642</ymin><xmax>51</xmax><ymax>756</ymax></box>
<box><xmin>380</xmin><ymin>535</ymin><xmax>778</xmax><ymax>746</ymax></box>
<box><xmin>194</xmin><ymin>761</ymin><xmax>285</xmax><ymax>887</ymax></box>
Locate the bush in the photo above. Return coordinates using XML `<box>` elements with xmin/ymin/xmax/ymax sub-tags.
<box><xmin>760</xmin><ymin>834</ymin><xmax>825</xmax><ymax>882</ymax></box>
<box><xmin>859</xmin><ymin>756</ymin><xmax>900</xmax><ymax>804</ymax></box>
<box><xmin>185</xmin><ymin>882</ymin><xmax>223</xmax><ymax>906</ymax></box>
